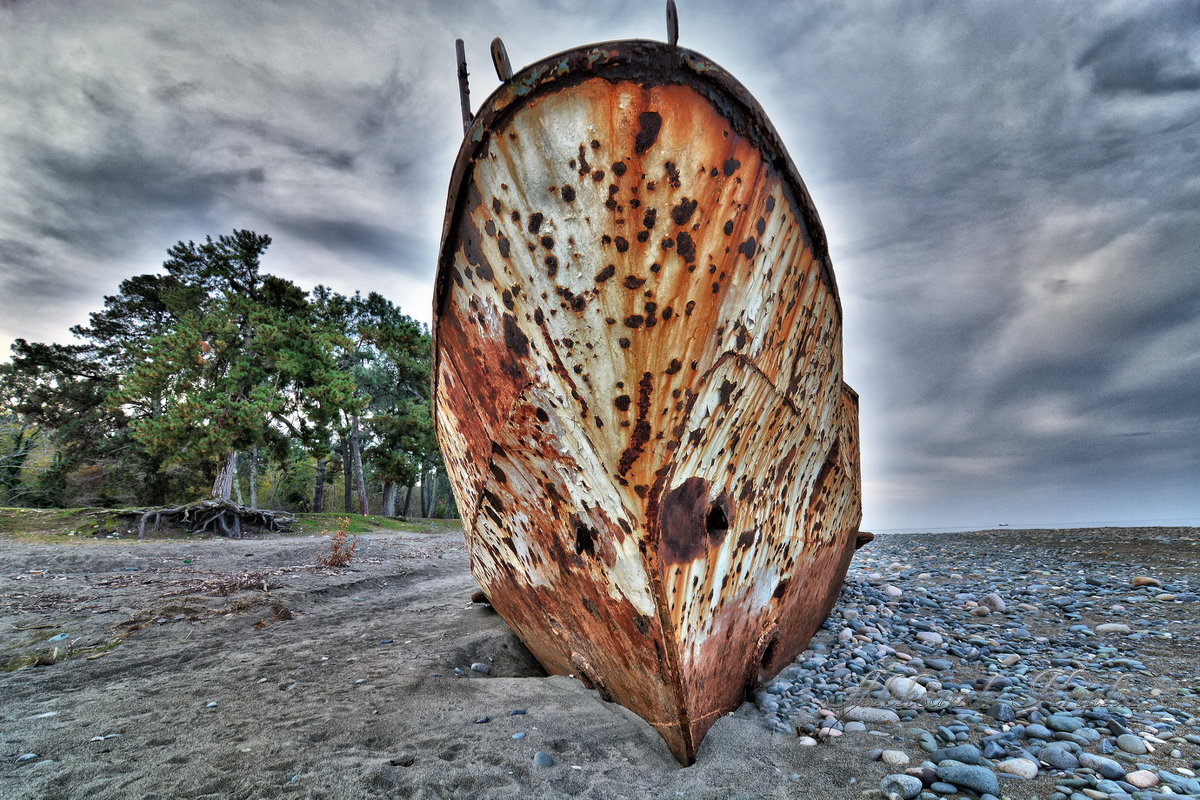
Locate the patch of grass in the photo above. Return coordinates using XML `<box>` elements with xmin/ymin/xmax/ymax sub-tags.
<box><xmin>0</xmin><ymin>506</ymin><xmax>464</xmax><ymax>542</ymax></box>
<box><xmin>2</xmin><ymin>653</ymin><xmax>40</xmax><ymax>672</ymax></box>
<box><xmin>0</xmin><ymin>506</ymin><xmax>138</xmax><ymax>541</ymax></box>
<box><xmin>292</xmin><ymin>512</ymin><xmax>460</xmax><ymax>535</ymax></box>
<box><xmin>2</xmin><ymin>637</ymin><xmax>122</xmax><ymax>672</ymax></box>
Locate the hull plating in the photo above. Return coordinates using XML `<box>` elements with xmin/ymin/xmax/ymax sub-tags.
<box><xmin>433</xmin><ymin>41</ymin><xmax>864</xmax><ymax>764</ymax></box>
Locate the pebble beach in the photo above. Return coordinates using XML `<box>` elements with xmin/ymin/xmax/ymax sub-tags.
<box><xmin>2</xmin><ymin>525</ymin><xmax>1198</xmax><ymax>799</ymax></box>
<box><xmin>756</xmin><ymin>527</ymin><xmax>1200</xmax><ymax>800</ymax></box>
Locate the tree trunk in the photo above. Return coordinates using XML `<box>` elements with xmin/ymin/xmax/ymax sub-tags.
<box><xmin>343</xmin><ymin>440</ymin><xmax>353</xmax><ymax>513</ymax></box>
<box><xmin>401</xmin><ymin>484</ymin><xmax>413</xmax><ymax>517</ymax></box>
<box><xmin>382</xmin><ymin>481</ymin><xmax>396</xmax><ymax>517</ymax></box>
<box><xmin>313</xmin><ymin>457</ymin><xmax>326</xmax><ymax>513</ymax></box>
<box><xmin>428</xmin><ymin>470</ymin><xmax>442</xmax><ymax>519</ymax></box>
<box><xmin>233</xmin><ymin>452</ymin><xmax>245</xmax><ymax>506</ymax></box>
<box><xmin>248</xmin><ymin>447</ymin><xmax>259</xmax><ymax>509</ymax></box>
<box><xmin>418</xmin><ymin>470</ymin><xmax>427</xmax><ymax>518</ymax></box>
<box><xmin>212</xmin><ymin>450</ymin><xmax>238</xmax><ymax>501</ymax></box>
<box><xmin>350</xmin><ymin>415</ymin><xmax>369</xmax><ymax>515</ymax></box>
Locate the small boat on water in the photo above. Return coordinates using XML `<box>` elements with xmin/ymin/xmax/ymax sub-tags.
<box><xmin>432</xmin><ymin>6</ymin><xmax>870</xmax><ymax>764</ymax></box>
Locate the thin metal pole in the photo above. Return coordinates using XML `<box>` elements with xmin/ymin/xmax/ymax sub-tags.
<box><xmin>456</xmin><ymin>38</ymin><xmax>472</xmax><ymax>134</ymax></box>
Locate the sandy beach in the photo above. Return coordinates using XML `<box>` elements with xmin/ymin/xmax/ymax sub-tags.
<box><xmin>2</xmin><ymin>523</ymin><xmax>1198</xmax><ymax>799</ymax></box>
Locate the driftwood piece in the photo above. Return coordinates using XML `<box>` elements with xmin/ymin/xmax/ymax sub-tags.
<box><xmin>135</xmin><ymin>500</ymin><xmax>296</xmax><ymax>539</ymax></box>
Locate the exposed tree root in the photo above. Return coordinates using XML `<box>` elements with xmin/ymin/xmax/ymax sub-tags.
<box><xmin>135</xmin><ymin>499</ymin><xmax>295</xmax><ymax>539</ymax></box>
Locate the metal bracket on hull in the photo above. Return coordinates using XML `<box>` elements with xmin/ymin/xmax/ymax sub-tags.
<box><xmin>491</xmin><ymin>36</ymin><xmax>513</xmax><ymax>81</ymax></box>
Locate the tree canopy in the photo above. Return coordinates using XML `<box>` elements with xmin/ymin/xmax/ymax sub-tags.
<box><xmin>0</xmin><ymin>230</ymin><xmax>450</xmax><ymax>518</ymax></box>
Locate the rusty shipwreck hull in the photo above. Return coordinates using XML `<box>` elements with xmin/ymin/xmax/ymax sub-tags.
<box><xmin>432</xmin><ymin>39</ymin><xmax>866</xmax><ymax>764</ymax></box>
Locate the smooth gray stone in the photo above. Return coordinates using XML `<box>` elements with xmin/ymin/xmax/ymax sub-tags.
<box><xmin>988</xmin><ymin>701</ymin><xmax>1015</xmax><ymax>722</ymax></box>
<box><xmin>935</xmin><ymin>763</ymin><xmax>1001</xmax><ymax>796</ymax></box>
<box><xmin>533</xmin><ymin>751</ymin><xmax>554</xmax><ymax>768</ymax></box>
<box><xmin>1046</xmin><ymin>714</ymin><xmax>1084</xmax><ymax>733</ymax></box>
<box><xmin>880</xmin><ymin>774</ymin><xmax>923</xmax><ymax>799</ymax></box>
<box><xmin>1025</xmin><ymin>724</ymin><xmax>1054</xmax><ymax>740</ymax></box>
<box><xmin>1078</xmin><ymin>752</ymin><xmax>1124</xmax><ymax>779</ymax></box>
<box><xmin>1041</xmin><ymin>747</ymin><xmax>1080</xmax><ymax>770</ymax></box>
<box><xmin>1116</xmin><ymin>734</ymin><xmax>1148</xmax><ymax>755</ymax></box>
<box><xmin>933</xmin><ymin>744</ymin><xmax>982</xmax><ymax>765</ymax></box>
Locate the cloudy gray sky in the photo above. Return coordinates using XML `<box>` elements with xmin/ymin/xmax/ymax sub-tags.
<box><xmin>1</xmin><ymin>0</ymin><xmax>1197</xmax><ymax>530</ymax></box>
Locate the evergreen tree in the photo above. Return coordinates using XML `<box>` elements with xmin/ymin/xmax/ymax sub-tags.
<box><xmin>2</xmin><ymin>229</ymin><xmax>440</xmax><ymax>516</ymax></box>
<box><xmin>114</xmin><ymin>231</ymin><xmax>348</xmax><ymax>502</ymax></box>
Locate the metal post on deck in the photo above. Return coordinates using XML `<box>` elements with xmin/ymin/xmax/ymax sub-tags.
<box><xmin>455</xmin><ymin>38</ymin><xmax>472</xmax><ymax>134</ymax></box>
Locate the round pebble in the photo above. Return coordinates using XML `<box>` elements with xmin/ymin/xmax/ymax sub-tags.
<box><xmin>1116</xmin><ymin>733</ymin><xmax>1147</xmax><ymax>754</ymax></box>
<box><xmin>996</xmin><ymin>758</ymin><xmax>1038</xmax><ymax>779</ymax></box>
<box><xmin>533</xmin><ymin>751</ymin><xmax>554</xmax><ymax>767</ymax></box>
<box><xmin>843</xmin><ymin>706</ymin><xmax>900</xmax><ymax>724</ymax></box>
<box><xmin>744</xmin><ymin>530</ymin><xmax>1198</xmax><ymax>800</ymax></box>
<box><xmin>1125</xmin><ymin>769</ymin><xmax>1159</xmax><ymax>788</ymax></box>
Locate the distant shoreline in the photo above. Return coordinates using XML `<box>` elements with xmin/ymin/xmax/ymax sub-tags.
<box><xmin>872</xmin><ymin>522</ymin><xmax>1200</xmax><ymax>535</ymax></box>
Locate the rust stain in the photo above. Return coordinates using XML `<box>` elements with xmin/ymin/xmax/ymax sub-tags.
<box><xmin>432</xmin><ymin>40</ymin><xmax>865</xmax><ymax>765</ymax></box>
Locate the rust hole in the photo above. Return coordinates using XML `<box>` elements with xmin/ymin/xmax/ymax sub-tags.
<box><xmin>705</xmin><ymin>502</ymin><xmax>728</xmax><ymax>534</ymax></box>
<box><xmin>760</xmin><ymin>632</ymin><xmax>779</xmax><ymax>667</ymax></box>
<box><xmin>574</xmin><ymin>523</ymin><xmax>596</xmax><ymax>556</ymax></box>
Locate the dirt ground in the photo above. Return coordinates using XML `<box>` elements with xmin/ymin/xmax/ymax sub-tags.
<box><xmin>1</xmin><ymin>523</ymin><xmax>1196</xmax><ymax>799</ymax></box>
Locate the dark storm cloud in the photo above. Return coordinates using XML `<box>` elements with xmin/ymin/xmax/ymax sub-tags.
<box><xmin>1077</xmin><ymin>7</ymin><xmax>1200</xmax><ymax>96</ymax></box>
<box><xmin>208</xmin><ymin>114</ymin><xmax>358</xmax><ymax>172</ymax></box>
<box><xmin>701</xmin><ymin>0</ymin><xmax>1200</xmax><ymax>525</ymax></box>
<box><xmin>1</xmin><ymin>0</ymin><xmax>1197</xmax><ymax>527</ymax></box>
<box><xmin>269</xmin><ymin>213</ymin><xmax>418</xmax><ymax>265</ymax></box>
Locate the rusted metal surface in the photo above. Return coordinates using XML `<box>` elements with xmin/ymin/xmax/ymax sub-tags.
<box><xmin>432</xmin><ymin>40</ymin><xmax>866</xmax><ymax>765</ymax></box>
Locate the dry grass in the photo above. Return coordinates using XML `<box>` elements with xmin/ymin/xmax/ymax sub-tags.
<box><xmin>317</xmin><ymin>517</ymin><xmax>359</xmax><ymax>568</ymax></box>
